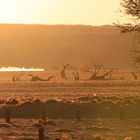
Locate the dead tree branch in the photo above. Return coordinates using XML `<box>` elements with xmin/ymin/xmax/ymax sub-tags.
<box><xmin>28</xmin><ymin>74</ymin><xmax>54</xmax><ymax>81</ymax></box>
<box><xmin>72</xmin><ymin>67</ymin><xmax>80</xmax><ymax>81</ymax></box>
<box><xmin>131</xmin><ymin>71</ymin><xmax>138</xmax><ymax>80</ymax></box>
<box><xmin>60</xmin><ymin>64</ymin><xmax>69</xmax><ymax>79</ymax></box>
<box><xmin>12</xmin><ymin>73</ymin><xmax>24</xmax><ymax>82</ymax></box>
<box><xmin>85</xmin><ymin>64</ymin><xmax>114</xmax><ymax>80</ymax></box>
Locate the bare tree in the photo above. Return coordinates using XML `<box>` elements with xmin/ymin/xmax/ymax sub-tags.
<box><xmin>116</xmin><ymin>0</ymin><xmax>140</xmax><ymax>68</ymax></box>
<box><xmin>85</xmin><ymin>63</ymin><xmax>114</xmax><ymax>80</ymax></box>
<box><xmin>72</xmin><ymin>67</ymin><xmax>80</xmax><ymax>81</ymax></box>
<box><xmin>116</xmin><ymin>0</ymin><xmax>140</xmax><ymax>33</ymax></box>
<box><xmin>12</xmin><ymin>73</ymin><xmax>24</xmax><ymax>82</ymax></box>
<box><xmin>60</xmin><ymin>64</ymin><xmax>69</xmax><ymax>79</ymax></box>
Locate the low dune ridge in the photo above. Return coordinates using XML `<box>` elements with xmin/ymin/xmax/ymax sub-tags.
<box><xmin>0</xmin><ymin>24</ymin><xmax>133</xmax><ymax>68</ymax></box>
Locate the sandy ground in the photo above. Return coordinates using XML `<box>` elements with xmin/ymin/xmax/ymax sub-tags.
<box><xmin>0</xmin><ymin>71</ymin><xmax>140</xmax><ymax>139</ymax></box>
<box><xmin>0</xmin><ymin>118</ymin><xmax>140</xmax><ymax>140</ymax></box>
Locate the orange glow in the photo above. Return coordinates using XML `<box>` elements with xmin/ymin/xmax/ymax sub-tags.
<box><xmin>0</xmin><ymin>0</ymin><xmax>121</xmax><ymax>25</ymax></box>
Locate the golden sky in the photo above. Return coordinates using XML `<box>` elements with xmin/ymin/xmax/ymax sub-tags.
<box><xmin>0</xmin><ymin>0</ymin><xmax>122</xmax><ymax>25</ymax></box>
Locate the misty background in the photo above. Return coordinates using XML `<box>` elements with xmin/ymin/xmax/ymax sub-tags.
<box><xmin>0</xmin><ymin>24</ymin><xmax>133</xmax><ymax>69</ymax></box>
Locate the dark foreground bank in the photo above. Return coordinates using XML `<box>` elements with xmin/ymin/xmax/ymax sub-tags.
<box><xmin>0</xmin><ymin>99</ymin><xmax>140</xmax><ymax>119</ymax></box>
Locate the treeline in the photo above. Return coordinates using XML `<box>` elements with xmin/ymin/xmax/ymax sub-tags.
<box><xmin>11</xmin><ymin>63</ymin><xmax>139</xmax><ymax>82</ymax></box>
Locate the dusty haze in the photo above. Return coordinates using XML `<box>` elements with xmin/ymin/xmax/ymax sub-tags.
<box><xmin>0</xmin><ymin>24</ymin><xmax>133</xmax><ymax>69</ymax></box>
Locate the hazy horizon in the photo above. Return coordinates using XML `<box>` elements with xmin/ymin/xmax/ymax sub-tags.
<box><xmin>0</xmin><ymin>0</ymin><xmax>133</xmax><ymax>70</ymax></box>
<box><xmin>0</xmin><ymin>24</ymin><xmax>132</xmax><ymax>69</ymax></box>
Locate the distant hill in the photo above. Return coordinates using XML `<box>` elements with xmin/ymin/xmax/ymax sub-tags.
<box><xmin>0</xmin><ymin>24</ymin><xmax>133</xmax><ymax>69</ymax></box>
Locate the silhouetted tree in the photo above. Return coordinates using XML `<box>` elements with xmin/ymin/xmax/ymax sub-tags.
<box><xmin>60</xmin><ymin>64</ymin><xmax>69</xmax><ymax>79</ymax></box>
<box><xmin>116</xmin><ymin>0</ymin><xmax>140</xmax><ymax>68</ymax></box>
<box><xmin>85</xmin><ymin>63</ymin><xmax>114</xmax><ymax>80</ymax></box>
<box><xmin>116</xmin><ymin>0</ymin><xmax>140</xmax><ymax>33</ymax></box>
<box><xmin>72</xmin><ymin>67</ymin><xmax>80</xmax><ymax>81</ymax></box>
<box><xmin>12</xmin><ymin>73</ymin><xmax>24</xmax><ymax>81</ymax></box>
